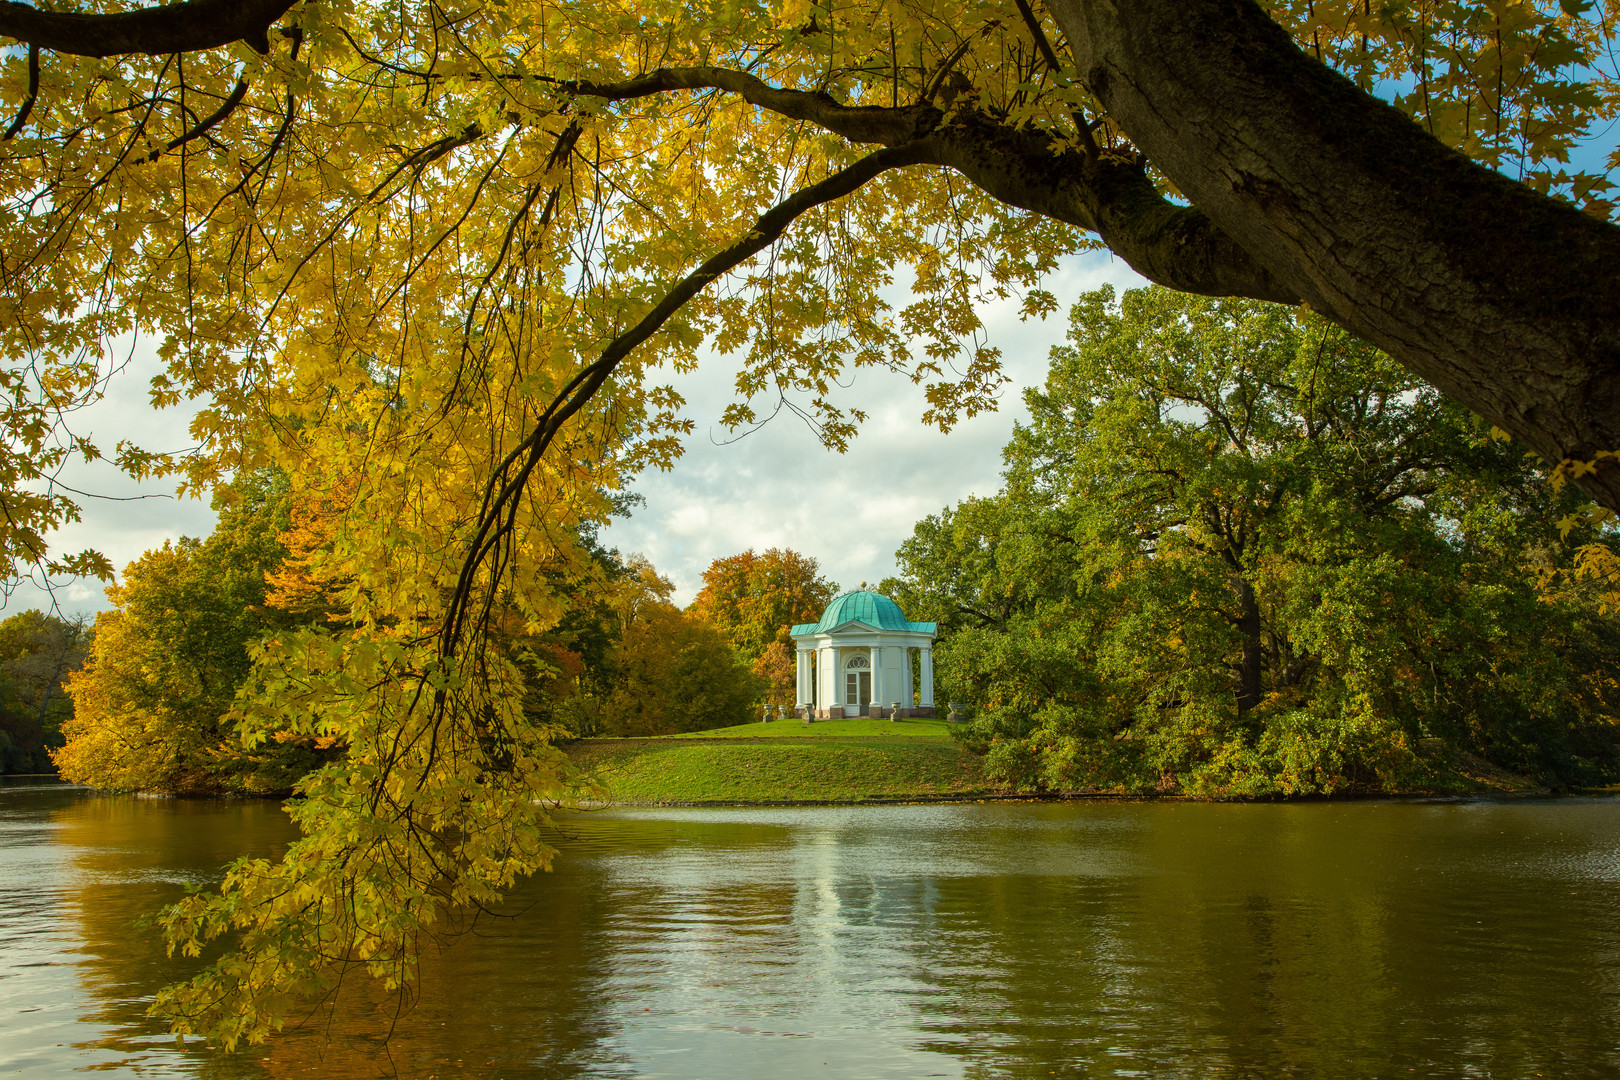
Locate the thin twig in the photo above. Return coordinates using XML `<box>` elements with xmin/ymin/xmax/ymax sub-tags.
<box><xmin>142</xmin><ymin>76</ymin><xmax>249</xmax><ymax>163</ymax></box>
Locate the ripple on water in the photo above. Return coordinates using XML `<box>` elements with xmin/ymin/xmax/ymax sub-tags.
<box><xmin>5</xmin><ymin>791</ymin><xmax>1620</xmax><ymax>1078</ymax></box>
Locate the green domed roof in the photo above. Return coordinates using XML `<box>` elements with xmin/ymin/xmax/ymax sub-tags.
<box><xmin>791</xmin><ymin>590</ymin><xmax>936</xmax><ymax>637</ymax></box>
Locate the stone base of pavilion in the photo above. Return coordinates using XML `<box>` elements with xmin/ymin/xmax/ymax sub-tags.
<box><xmin>798</xmin><ymin>705</ymin><xmax>936</xmax><ymax>720</ymax></box>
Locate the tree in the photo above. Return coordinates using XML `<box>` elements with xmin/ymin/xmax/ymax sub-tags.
<box><xmin>751</xmin><ymin>641</ymin><xmax>798</xmax><ymax>708</ymax></box>
<box><xmin>0</xmin><ymin>0</ymin><xmax>1612</xmax><ymax>528</ymax></box>
<box><xmin>688</xmin><ymin>548</ymin><xmax>839</xmax><ymax>664</ymax></box>
<box><xmin>0</xmin><ymin>0</ymin><xmax>1612</xmax><ymax>1043</ymax></box>
<box><xmin>54</xmin><ymin>472</ymin><xmax>323</xmax><ymax>793</ymax></box>
<box><xmin>1041</xmin><ymin>0</ymin><xmax>1620</xmax><ymax>507</ymax></box>
<box><xmin>521</xmin><ymin>545</ymin><xmax>780</xmax><ymax>734</ymax></box>
<box><xmin>894</xmin><ymin>286</ymin><xmax>1620</xmax><ymax>795</ymax></box>
<box><xmin>588</xmin><ymin>557</ymin><xmax>759</xmax><ymax>735</ymax></box>
<box><xmin>0</xmin><ymin>610</ymin><xmax>86</xmax><ymax>773</ymax></box>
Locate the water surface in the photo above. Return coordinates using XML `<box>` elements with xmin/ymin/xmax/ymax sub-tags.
<box><xmin>4</xmin><ymin>777</ymin><xmax>1619</xmax><ymax>1077</ymax></box>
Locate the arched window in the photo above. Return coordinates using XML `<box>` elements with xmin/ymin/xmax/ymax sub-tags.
<box><xmin>846</xmin><ymin>655</ymin><xmax>869</xmax><ymax>670</ymax></box>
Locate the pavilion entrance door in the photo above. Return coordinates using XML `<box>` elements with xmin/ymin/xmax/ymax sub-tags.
<box><xmin>844</xmin><ymin>655</ymin><xmax>871</xmax><ymax>712</ymax></box>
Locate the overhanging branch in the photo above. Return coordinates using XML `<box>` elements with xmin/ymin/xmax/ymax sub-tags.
<box><xmin>0</xmin><ymin>0</ymin><xmax>298</xmax><ymax>56</ymax></box>
<box><xmin>560</xmin><ymin>66</ymin><xmax>1297</xmax><ymax>302</ymax></box>
<box><xmin>440</xmin><ymin>140</ymin><xmax>931</xmax><ymax>660</ymax></box>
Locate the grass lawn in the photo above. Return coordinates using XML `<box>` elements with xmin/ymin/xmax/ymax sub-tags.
<box><xmin>565</xmin><ymin>735</ymin><xmax>990</xmax><ymax>803</ymax></box>
<box><xmin>662</xmin><ymin>715</ymin><xmax>959</xmax><ymax>738</ymax></box>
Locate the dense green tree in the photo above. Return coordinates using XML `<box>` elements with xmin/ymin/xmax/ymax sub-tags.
<box><xmin>56</xmin><ymin>472</ymin><xmax>322</xmax><ymax>794</ymax></box>
<box><xmin>894</xmin><ymin>287</ymin><xmax>1620</xmax><ymax>796</ymax></box>
<box><xmin>0</xmin><ymin>610</ymin><xmax>87</xmax><ymax>773</ymax></box>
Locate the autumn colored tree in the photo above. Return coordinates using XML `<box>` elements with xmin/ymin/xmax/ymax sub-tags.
<box><xmin>895</xmin><ymin>287</ymin><xmax>1620</xmax><ymax>795</ymax></box>
<box><xmin>688</xmin><ymin>549</ymin><xmax>838</xmax><ymax>664</ymax></box>
<box><xmin>582</xmin><ymin>557</ymin><xmax>758</xmax><ymax>735</ymax></box>
<box><xmin>751</xmin><ymin>642</ymin><xmax>798</xmax><ymax>708</ymax></box>
<box><xmin>55</xmin><ymin>472</ymin><xmax>324</xmax><ymax>794</ymax></box>
<box><xmin>0</xmin><ymin>0</ymin><xmax>1612</xmax><ymax>1044</ymax></box>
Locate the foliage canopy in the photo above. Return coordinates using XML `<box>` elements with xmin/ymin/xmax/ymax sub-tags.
<box><xmin>688</xmin><ymin>548</ymin><xmax>838</xmax><ymax>663</ymax></box>
<box><xmin>892</xmin><ymin>287</ymin><xmax>1620</xmax><ymax>795</ymax></box>
<box><xmin>54</xmin><ymin>471</ymin><xmax>326</xmax><ymax>793</ymax></box>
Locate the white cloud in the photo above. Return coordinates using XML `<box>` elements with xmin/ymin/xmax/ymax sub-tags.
<box><xmin>3</xmin><ymin>336</ymin><xmax>216</xmax><ymax>619</ymax></box>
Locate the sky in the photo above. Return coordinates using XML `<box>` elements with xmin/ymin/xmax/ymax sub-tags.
<box><xmin>2</xmin><ymin>339</ymin><xmax>219</xmax><ymax>616</ymax></box>
<box><xmin>600</xmin><ymin>251</ymin><xmax>1148</xmax><ymax>605</ymax></box>
<box><xmin>2</xmin><ymin>249</ymin><xmax>1148</xmax><ymax>618</ymax></box>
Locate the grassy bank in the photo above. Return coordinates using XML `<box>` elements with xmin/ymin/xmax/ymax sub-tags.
<box><xmin>562</xmin><ymin>720</ymin><xmax>1554</xmax><ymax>805</ymax></box>
<box><xmin>664</xmin><ymin>716</ymin><xmax>958</xmax><ymax>738</ymax></box>
<box><xmin>565</xmin><ymin>734</ymin><xmax>990</xmax><ymax>804</ymax></box>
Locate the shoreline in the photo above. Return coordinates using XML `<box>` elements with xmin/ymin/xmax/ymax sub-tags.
<box><xmin>562</xmin><ymin>731</ymin><xmax>1573</xmax><ymax>807</ymax></box>
<box><xmin>571</xmin><ymin>787</ymin><xmax>1577</xmax><ymax>809</ymax></box>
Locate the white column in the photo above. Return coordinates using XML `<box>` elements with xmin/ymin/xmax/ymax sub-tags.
<box><xmin>825</xmin><ymin>645</ymin><xmax>842</xmax><ymax>713</ymax></box>
<box><xmin>903</xmin><ymin>647</ymin><xmax>915</xmax><ymax>706</ymax></box>
<box><xmin>919</xmin><ymin>645</ymin><xmax>935</xmax><ymax>708</ymax></box>
<box><xmin>796</xmin><ymin>647</ymin><xmax>812</xmax><ymax>707</ymax></box>
<box><xmin>870</xmin><ymin>645</ymin><xmax>884</xmax><ymax>715</ymax></box>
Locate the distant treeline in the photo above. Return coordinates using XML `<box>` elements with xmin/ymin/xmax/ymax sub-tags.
<box><xmin>51</xmin><ymin>470</ymin><xmax>838</xmax><ymax>794</ymax></box>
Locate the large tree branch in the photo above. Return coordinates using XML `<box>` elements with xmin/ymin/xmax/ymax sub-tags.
<box><xmin>1046</xmin><ymin>0</ymin><xmax>1620</xmax><ymax>510</ymax></box>
<box><xmin>571</xmin><ymin>67</ymin><xmax>1298</xmax><ymax>303</ymax></box>
<box><xmin>916</xmin><ymin>111</ymin><xmax>1299</xmax><ymax>303</ymax></box>
<box><xmin>440</xmin><ymin>140</ymin><xmax>931</xmax><ymax>657</ymax></box>
<box><xmin>0</xmin><ymin>0</ymin><xmax>297</xmax><ymax>56</ymax></box>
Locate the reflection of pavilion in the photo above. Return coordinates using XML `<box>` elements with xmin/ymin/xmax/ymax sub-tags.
<box><xmin>791</xmin><ymin>590</ymin><xmax>937</xmax><ymax>719</ymax></box>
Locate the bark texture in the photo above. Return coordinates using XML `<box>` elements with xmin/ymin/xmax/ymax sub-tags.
<box><xmin>0</xmin><ymin>0</ymin><xmax>297</xmax><ymax>56</ymax></box>
<box><xmin>1047</xmin><ymin>0</ymin><xmax>1620</xmax><ymax>509</ymax></box>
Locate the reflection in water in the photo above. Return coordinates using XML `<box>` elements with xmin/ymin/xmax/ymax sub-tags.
<box><xmin>4</xmin><ymin>778</ymin><xmax>1620</xmax><ymax>1078</ymax></box>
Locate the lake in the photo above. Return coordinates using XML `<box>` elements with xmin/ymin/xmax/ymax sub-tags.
<box><xmin>4</xmin><ymin>776</ymin><xmax>1620</xmax><ymax>1078</ymax></box>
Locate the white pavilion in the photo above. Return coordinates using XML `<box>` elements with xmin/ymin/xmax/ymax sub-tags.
<box><xmin>791</xmin><ymin>589</ymin><xmax>937</xmax><ymax>719</ymax></box>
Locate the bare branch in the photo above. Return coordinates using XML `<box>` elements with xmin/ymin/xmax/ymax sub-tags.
<box><xmin>141</xmin><ymin>77</ymin><xmax>248</xmax><ymax>162</ymax></box>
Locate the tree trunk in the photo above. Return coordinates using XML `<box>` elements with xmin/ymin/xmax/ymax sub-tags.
<box><xmin>1047</xmin><ymin>0</ymin><xmax>1620</xmax><ymax>510</ymax></box>
<box><xmin>1232</xmin><ymin>575</ymin><xmax>1265</xmax><ymax>717</ymax></box>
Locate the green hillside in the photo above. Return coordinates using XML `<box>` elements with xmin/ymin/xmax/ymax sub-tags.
<box><xmin>564</xmin><ymin>734</ymin><xmax>989</xmax><ymax>804</ymax></box>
